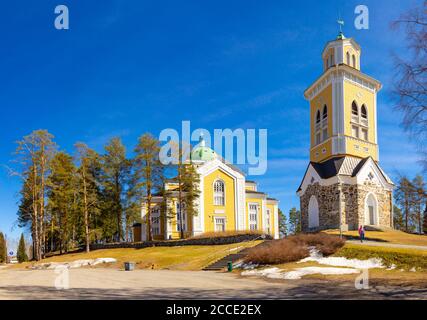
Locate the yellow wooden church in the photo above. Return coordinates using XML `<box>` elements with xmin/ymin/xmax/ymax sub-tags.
<box><xmin>134</xmin><ymin>136</ymin><xmax>279</xmax><ymax>241</ymax></box>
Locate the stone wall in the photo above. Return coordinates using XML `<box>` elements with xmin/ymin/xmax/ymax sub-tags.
<box><xmin>300</xmin><ymin>181</ymin><xmax>392</xmax><ymax>231</ymax></box>
<box><xmin>89</xmin><ymin>233</ymin><xmax>271</xmax><ymax>251</ymax></box>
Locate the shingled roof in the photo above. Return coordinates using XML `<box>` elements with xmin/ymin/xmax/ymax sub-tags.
<box><xmin>297</xmin><ymin>156</ymin><xmax>393</xmax><ymax>192</ymax></box>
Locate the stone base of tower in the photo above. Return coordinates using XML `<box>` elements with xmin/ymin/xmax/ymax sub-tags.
<box><xmin>300</xmin><ymin>182</ymin><xmax>392</xmax><ymax>231</ymax></box>
<box><xmin>297</xmin><ymin>156</ymin><xmax>394</xmax><ymax>232</ymax></box>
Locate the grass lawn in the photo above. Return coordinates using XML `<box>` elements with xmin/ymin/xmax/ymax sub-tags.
<box><xmin>238</xmin><ymin>241</ymin><xmax>427</xmax><ymax>285</ymax></box>
<box><xmin>13</xmin><ymin>241</ymin><xmax>263</xmax><ymax>271</ymax></box>
<box><xmin>334</xmin><ymin>243</ymin><xmax>427</xmax><ymax>271</ymax></box>
<box><xmin>324</xmin><ymin>229</ymin><xmax>427</xmax><ymax>246</ymax></box>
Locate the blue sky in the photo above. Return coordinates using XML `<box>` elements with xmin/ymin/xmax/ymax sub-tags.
<box><xmin>0</xmin><ymin>0</ymin><xmax>424</xmax><ymax>241</ymax></box>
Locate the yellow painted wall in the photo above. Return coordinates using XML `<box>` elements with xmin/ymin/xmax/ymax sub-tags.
<box><xmin>203</xmin><ymin>169</ymin><xmax>236</xmax><ymax>232</ymax></box>
<box><xmin>343</xmin><ymin>80</ymin><xmax>378</xmax><ymax>160</ymax></box>
<box><xmin>310</xmin><ymin>84</ymin><xmax>333</xmax><ymax>162</ymax></box>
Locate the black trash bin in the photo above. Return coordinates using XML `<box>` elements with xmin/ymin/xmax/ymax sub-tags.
<box><xmin>124</xmin><ymin>262</ymin><xmax>135</xmax><ymax>271</ymax></box>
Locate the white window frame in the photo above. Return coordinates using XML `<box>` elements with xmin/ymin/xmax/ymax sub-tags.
<box><xmin>248</xmin><ymin>203</ymin><xmax>259</xmax><ymax>231</ymax></box>
<box><xmin>265</xmin><ymin>209</ymin><xmax>271</xmax><ymax>234</ymax></box>
<box><xmin>213</xmin><ymin>179</ymin><xmax>225</xmax><ymax>206</ymax></box>
<box><xmin>214</xmin><ymin>217</ymin><xmax>226</xmax><ymax>232</ymax></box>
<box><xmin>176</xmin><ymin>202</ymin><xmax>187</xmax><ymax>232</ymax></box>
<box><xmin>151</xmin><ymin>207</ymin><xmax>161</xmax><ymax>236</ymax></box>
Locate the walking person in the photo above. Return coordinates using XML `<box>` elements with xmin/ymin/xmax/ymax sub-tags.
<box><xmin>358</xmin><ymin>225</ymin><xmax>365</xmax><ymax>243</ymax></box>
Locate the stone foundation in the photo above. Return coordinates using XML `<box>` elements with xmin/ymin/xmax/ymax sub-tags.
<box><xmin>300</xmin><ymin>181</ymin><xmax>392</xmax><ymax>231</ymax></box>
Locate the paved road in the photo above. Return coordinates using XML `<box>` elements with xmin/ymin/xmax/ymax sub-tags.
<box><xmin>347</xmin><ymin>240</ymin><xmax>427</xmax><ymax>251</ymax></box>
<box><xmin>0</xmin><ymin>268</ymin><xmax>426</xmax><ymax>300</ymax></box>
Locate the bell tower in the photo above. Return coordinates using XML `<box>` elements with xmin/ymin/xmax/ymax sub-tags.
<box><xmin>297</xmin><ymin>31</ymin><xmax>394</xmax><ymax>232</ymax></box>
<box><xmin>305</xmin><ymin>32</ymin><xmax>381</xmax><ymax>163</ymax></box>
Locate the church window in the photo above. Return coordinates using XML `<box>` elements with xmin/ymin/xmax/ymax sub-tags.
<box><xmin>352</xmin><ymin>54</ymin><xmax>356</xmax><ymax>68</ymax></box>
<box><xmin>315</xmin><ymin>132</ymin><xmax>321</xmax><ymax>145</ymax></box>
<box><xmin>176</xmin><ymin>203</ymin><xmax>187</xmax><ymax>232</ymax></box>
<box><xmin>214</xmin><ymin>217</ymin><xmax>226</xmax><ymax>232</ymax></box>
<box><xmin>249</xmin><ymin>204</ymin><xmax>258</xmax><ymax>230</ymax></box>
<box><xmin>346</xmin><ymin>52</ymin><xmax>350</xmax><ymax>65</ymax></box>
<box><xmin>362</xmin><ymin>128</ymin><xmax>368</xmax><ymax>141</ymax></box>
<box><xmin>265</xmin><ymin>209</ymin><xmax>271</xmax><ymax>234</ymax></box>
<box><xmin>322</xmin><ymin>105</ymin><xmax>328</xmax><ymax>119</ymax></box>
<box><xmin>361</xmin><ymin>104</ymin><xmax>368</xmax><ymax>126</ymax></box>
<box><xmin>322</xmin><ymin>128</ymin><xmax>328</xmax><ymax>141</ymax></box>
<box><xmin>361</xmin><ymin>105</ymin><xmax>367</xmax><ymax>119</ymax></box>
<box><xmin>352</xmin><ymin>101</ymin><xmax>358</xmax><ymax>116</ymax></box>
<box><xmin>214</xmin><ymin>180</ymin><xmax>225</xmax><ymax>206</ymax></box>
<box><xmin>151</xmin><ymin>207</ymin><xmax>161</xmax><ymax>235</ymax></box>
<box><xmin>316</xmin><ymin>110</ymin><xmax>321</xmax><ymax>124</ymax></box>
<box><xmin>352</xmin><ymin>125</ymin><xmax>359</xmax><ymax>138</ymax></box>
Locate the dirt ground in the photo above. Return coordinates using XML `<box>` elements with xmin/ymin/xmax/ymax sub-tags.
<box><xmin>0</xmin><ymin>268</ymin><xmax>426</xmax><ymax>300</ymax></box>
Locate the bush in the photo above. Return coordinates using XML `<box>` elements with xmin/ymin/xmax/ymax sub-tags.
<box><xmin>244</xmin><ymin>233</ymin><xmax>345</xmax><ymax>265</ymax></box>
<box><xmin>244</xmin><ymin>240</ymin><xmax>309</xmax><ymax>265</ymax></box>
<box><xmin>288</xmin><ymin>233</ymin><xmax>345</xmax><ymax>256</ymax></box>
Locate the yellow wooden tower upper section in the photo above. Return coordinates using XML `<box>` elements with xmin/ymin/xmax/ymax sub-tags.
<box><xmin>304</xmin><ymin>32</ymin><xmax>382</xmax><ymax>163</ymax></box>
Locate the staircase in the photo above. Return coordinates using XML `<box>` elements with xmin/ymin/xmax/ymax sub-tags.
<box><xmin>202</xmin><ymin>241</ymin><xmax>269</xmax><ymax>271</ymax></box>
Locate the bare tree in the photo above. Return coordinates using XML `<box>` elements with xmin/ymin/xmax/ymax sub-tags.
<box><xmin>392</xmin><ymin>3</ymin><xmax>427</xmax><ymax>170</ymax></box>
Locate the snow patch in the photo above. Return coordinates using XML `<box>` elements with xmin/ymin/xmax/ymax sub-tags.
<box><xmin>298</xmin><ymin>247</ymin><xmax>384</xmax><ymax>269</ymax></box>
<box><xmin>32</xmin><ymin>258</ymin><xmax>117</xmax><ymax>270</ymax></box>
<box><xmin>283</xmin><ymin>267</ymin><xmax>360</xmax><ymax>280</ymax></box>
<box><xmin>242</xmin><ymin>266</ymin><xmax>360</xmax><ymax>280</ymax></box>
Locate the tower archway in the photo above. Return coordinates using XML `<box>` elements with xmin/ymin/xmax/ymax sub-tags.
<box><xmin>365</xmin><ymin>193</ymin><xmax>378</xmax><ymax>225</ymax></box>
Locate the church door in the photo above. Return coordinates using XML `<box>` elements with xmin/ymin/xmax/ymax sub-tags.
<box><xmin>369</xmin><ymin>206</ymin><xmax>374</xmax><ymax>225</ymax></box>
<box><xmin>308</xmin><ymin>196</ymin><xmax>319</xmax><ymax>229</ymax></box>
<box><xmin>365</xmin><ymin>194</ymin><xmax>378</xmax><ymax>225</ymax></box>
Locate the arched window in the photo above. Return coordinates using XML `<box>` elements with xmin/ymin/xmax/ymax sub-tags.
<box><xmin>213</xmin><ymin>180</ymin><xmax>225</xmax><ymax>206</ymax></box>
<box><xmin>322</xmin><ymin>105</ymin><xmax>328</xmax><ymax>119</ymax></box>
<box><xmin>352</xmin><ymin>101</ymin><xmax>358</xmax><ymax>116</ymax></box>
<box><xmin>316</xmin><ymin>110</ymin><xmax>321</xmax><ymax>124</ymax></box>
<box><xmin>322</xmin><ymin>105</ymin><xmax>328</xmax><ymax>140</ymax></box>
<box><xmin>361</xmin><ymin>104</ymin><xmax>367</xmax><ymax>119</ymax></box>
<box><xmin>352</xmin><ymin>54</ymin><xmax>356</xmax><ymax>68</ymax></box>
<box><xmin>346</xmin><ymin>52</ymin><xmax>350</xmax><ymax>65</ymax></box>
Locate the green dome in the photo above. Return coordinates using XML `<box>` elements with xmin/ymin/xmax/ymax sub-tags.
<box><xmin>190</xmin><ymin>145</ymin><xmax>217</xmax><ymax>161</ymax></box>
<box><xmin>190</xmin><ymin>134</ymin><xmax>217</xmax><ymax>162</ymax></box>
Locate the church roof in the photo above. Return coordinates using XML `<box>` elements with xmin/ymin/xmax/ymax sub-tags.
<box><xmin>297</xmin><ymin>156</ymin><xmax>393</xmax><ymax>192</ymax></box>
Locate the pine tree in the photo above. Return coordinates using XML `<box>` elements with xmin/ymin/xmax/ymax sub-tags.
<box><xmin>75</xmin><ymin>143</ymin><xmax>101</xmax><ymax>252</ymax></box>
<box><xmin>47</xmin><ymin>152</ymin><xmax>76</xmax><ymax>253</ymax></box>
<box><xmin>288</xmin><ymin>207</ymin><xmax>301</xmax><ymax>235</ymax></box>
<box><xmin>102</xmin><ymin>137</ymin><xmax>130</xmax><ymax>242</ymax></box>
<box><xmin>278</xmin><ymin>208</ymin><xmax>287</xmax><ymax>238</ymax></box>
<box><xmin>393</xmin><ymin>205</ymin><xmax>404</xmax><ymax>231</ymax></box>
<box><xmin>133</xmin><ymin>134</ymin><xmax>164</xmax><ymax>241</ymax></box>
<box><xmin>412</xmin><ymin>175</ymin><xmax>426</xmax><ymax>234</ymax></box>
<box><xmin>179</xmin><ymin>163</ymin><xmax>200</xmax><ymax>239</ymax></box>
<box><xmin>17</xmin><ymin>233</ymin><xmax>28</xmax><ymax>263</ymax></box>
<box><xmin>395</xmin><ymin>176</ymin><xmax>416</xmax><ymax>232</ymax></box>
<box><xmin>14</xmin><ymin>130</ymin><xmax>57</xmax><ymax>260</ymax></box>
<box><xmin>0</xmin><ymin>232</ymin><xmax>6</xmax><ymax>263</ymax></box>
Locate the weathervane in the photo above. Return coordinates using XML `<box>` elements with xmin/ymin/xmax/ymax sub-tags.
<box><xmin>337</xmin><ymin>14</ymin><xmax>344</xmax><ymax>33</ymax></box>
